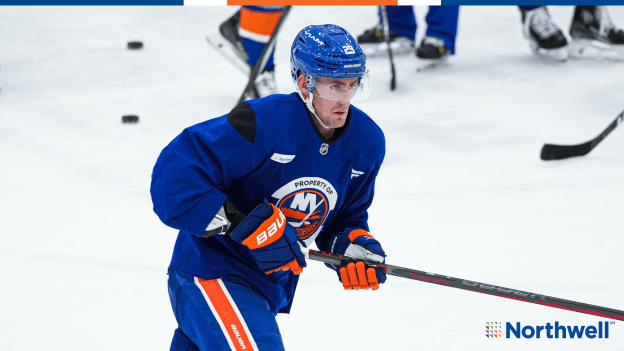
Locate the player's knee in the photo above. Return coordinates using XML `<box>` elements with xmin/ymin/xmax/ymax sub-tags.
<box><xmin>170</xmin><ymin>328</ymin><xmax>199</xmax><ymax>351</ymax></box>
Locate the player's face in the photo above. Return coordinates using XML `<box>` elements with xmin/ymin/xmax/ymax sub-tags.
<box><xmin>311</xmin><ymin>77</ymin><xmax>359</xmax><ymax>129</ymax></box>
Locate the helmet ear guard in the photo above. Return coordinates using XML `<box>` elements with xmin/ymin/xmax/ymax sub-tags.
<box><xmin>306</xmin><ymin>75</ymin><xmax>315</xmax><ymax>93</ymax></box>
<box><xmin>293</xmin><ymin>69</ymin><xmax>328</xmax><ymax>129</ymax></box>
<box><xmin>292</xmin><ymin>70</ymin><xmax>317</xmax><ymax>95</ymax></box>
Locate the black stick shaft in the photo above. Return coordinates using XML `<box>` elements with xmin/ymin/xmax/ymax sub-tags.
<box><xmin>380</xmin><ymin>6</ymin><xmax>396</xmax><ymax>91</ymax></box>
<box><xmin>588</xmin><ymin>111</ymin><xmax>623</xmax><ymax>150</ymax></box>
<box><xmin>236</xmin><ymin>6</ymin><xmax>292</xmax><ymax>106</ymax></box>
<box><xmin>308</xmin><ymin>249</ymin><xmax>624</xmax><ymax>321</ymax></box>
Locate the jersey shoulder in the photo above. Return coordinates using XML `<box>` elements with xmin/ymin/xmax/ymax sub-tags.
<box><xmin>348</xmin><ymin>104</ymin><xmax>386</xmax><ymax>156</ymax></box>
<box><xmin>228</xmin><ymin>93</ymin><xmax>305</xmax><ymax>145</ymax></box>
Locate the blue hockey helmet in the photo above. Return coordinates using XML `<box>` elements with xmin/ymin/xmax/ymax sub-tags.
<box><xmin>290</xmin><ymin>24</ymin><xmax>369</xmax><ymax>100</ymax></box>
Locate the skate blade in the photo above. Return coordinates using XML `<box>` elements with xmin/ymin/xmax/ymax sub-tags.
<box><xmin>361</xmin><ymin>39</ymin><xmax>414</xmax><ymax>58</ymax></box>
<box><xmin>529</xmin><ymin>41</ymin><xmax>569</xmax><ymax>62</ymax></box>
<box><xmin>206</xmin><ymin>33</ymin><xmax>250</xmax><ymax>75</ymax></box>
<box><xmin>568</xmin><ymin>39</ymin><xmax>624</xmax><ymax>61</ymax></box>
<box><xmin>416</xmin><ymin>55</ymin><xmax>448</xmax><ymax>72</ymax></box>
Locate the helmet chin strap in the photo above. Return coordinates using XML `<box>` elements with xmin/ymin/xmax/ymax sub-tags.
<box><xmin>295</xmin><ymin>83</ymin><xmax>331</xmax><ymax>130</ymax></box>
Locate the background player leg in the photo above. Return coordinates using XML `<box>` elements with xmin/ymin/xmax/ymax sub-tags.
<box><xmin>357</xmin><ymin>6</ymin><xmax>415</xmax><ymax>57</ymax></box>
<box><xmin>208</xmin><ymin>6</ymin><xmax>284</xmax><ymax>98</ymax></box>
<box><xmin>238</xmin><ymin>6</ymin><xmax>284</xmax><ymax>97</ymax></box>
<box><xmin>206</xmin><ymin>10</ymin><xmax>249</xmax><ymax>75</ymax></box>
<box><xmin>416</xmin><ymin>5</ymin><xmax>460</xmax><ymax>71</ymax></box>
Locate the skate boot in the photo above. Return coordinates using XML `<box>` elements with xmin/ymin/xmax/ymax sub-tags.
<box><xmin>219</xmin><ymin>11</ymin><xmax>248</xmax><ymax>62</ymax></box>
<box><xmin>569</xmin><ymin>6</ymin><xmax>624</xmax><ymax>60</ymax></box>
<box><xmin>356</xmin><ymin>24</ymin><xmax>414</xmax><ymax>57</ymax></box>
<box><xmin>206</xmin><ymin>11</ymin><xmax>250</xmax><ymax>75</ymax></box>
<box><xmin>242</xmin><ymin>70</ymin><xmax>277</xmax><ymax>100</ymax></box>
<box><xmin>254</xmin><ymin>70</ymin><xmax>278</xmax><ymax>98</ymax></box>
<box><xmin>207</xmin><ymin>12</ymin><xmax>278</xmax><ymax>97</ymax></box>
<box><xmin>521</xmin><ymin>6</ymin><xmax>569</xmax><ymax>62</ymax></box>
<box><xmin>415</xmin><ymin>36</ymin><xmax>449</xmax><ymax>72</ymax></box>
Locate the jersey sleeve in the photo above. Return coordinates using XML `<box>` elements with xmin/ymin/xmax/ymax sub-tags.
<box><xmin>150</xmin><ymin>103</ymin><xmax>259</xmax><ymax>236</ymax></box>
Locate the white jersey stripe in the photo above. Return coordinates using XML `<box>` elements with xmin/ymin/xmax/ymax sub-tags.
<box><xmin>239</xmin><ymin>28</ymin><xmax>270</xmax><ymax>44</ymax></box>
<box><xmin>217</xmin><ymin>279</ymin><xmax>260</xmax><ymax>351</ymax></box>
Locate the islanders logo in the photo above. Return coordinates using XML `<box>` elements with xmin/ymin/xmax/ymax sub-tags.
<box><xmin>272</xmin><ymin>177</ymin><xmax>338</xmax><ymax>244</ymax></box>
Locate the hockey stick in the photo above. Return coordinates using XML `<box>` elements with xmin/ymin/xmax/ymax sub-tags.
<box><xmin>540</xmin><ymin>109</ymin><xmax>624</xmax><ymax>160</ymax></box>
<box><xmin>306</xmin><ymin>249</ymin><xmax>624</xmax><ymax>321</ymax></box>
<box><xmin>236</xmin><ymin>6</ymin><xmax>292</xmax><ymax>106</ymax></box>
<box><xmin>380</xmin><ymin>6</ymin><xmax>396</xmax><ymax>91</ymax></box>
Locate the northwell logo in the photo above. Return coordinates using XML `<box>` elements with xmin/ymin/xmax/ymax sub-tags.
<box><xmin>270</xmin><ymin>153</ymin><xmax>295</xmax><ymax>164</ymax></box>
<box><xmin>486</xmin><ymin>322</ymin><xmax>502</xmax><ymax>338</ymax></box>
<box><xmin>487</xmin><ymin>321</ymin><xmax>613</xmax><ymax>339</ymax></box>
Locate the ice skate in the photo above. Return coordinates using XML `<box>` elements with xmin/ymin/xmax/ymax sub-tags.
<box><xmin>207</xmin><ymin>12</ymin><xmax>279</xmax><ymax>97</ymax></box>
<box><xmin>239</xmin><ymin>69</ymin><xmax>279</xmax><ymax>100</ymax></box>
<box><xmin>568</xmin><ymin>6</ymin><xmax>624</xmax><ymax>60</ymax></box>
<box><xmin>254</xmin><ymin>70</ymin><xmax>277</xmax><ymax>98</ymax></box>
<box><xmin>206</xmin><ymin>11</ymin><xmax>250</xmax><ymax>75</ymax></box>
<box><xmin>415</xmin><ymin>36</ymin><xmax>449</xmax><ymax>72</ymax></box>
<box><xmin>522</xmin><ymin>7</ymin><xmax>569</xmax><ymax>62</ymax></box>
<box><xmin>356</xmin><ymin>25</ymin><xmax>414</xmax><ymax>58</ymax></box>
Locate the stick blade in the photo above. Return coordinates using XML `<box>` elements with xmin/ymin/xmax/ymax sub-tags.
<box><xmin>540</xmin><ymin>142</ymin><xmax>593</xmax><ymax>161</ymax></box>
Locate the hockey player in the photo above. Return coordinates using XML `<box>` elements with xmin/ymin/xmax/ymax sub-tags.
<box><xmin>152</xmin><ymin>24</ymin><xmax>387</xmax><ymax>350</ymax></box>
<box><xmin>520</xmin><ymin>6</ymin><xmax>624</xmax><ymax>61</ymax></box>
<box><xmin>211</xmin><ymin>6</ymin><xmax>285</xmax><ymax>97</ymax></box>
<box><xmin>357</xmin><ymin>6</ymin><xmax>460</xmax><ymax>67</ymax></box>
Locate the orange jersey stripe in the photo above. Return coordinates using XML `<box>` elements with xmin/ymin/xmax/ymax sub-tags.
<box><xmin>239</xmin><ymin>8</ymin><xmax>283</xmax><ymax>37</ymax></box>
<box><xmin>196</xmin><ymin>278</ymin><xmax>258</xmax><ymax>351</ymax></box>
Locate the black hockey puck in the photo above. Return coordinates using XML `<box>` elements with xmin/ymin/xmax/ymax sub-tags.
<box><xmin>127</xmin><ymin>41</ymin><xmax>143</xmax><ymax>49</ymax></box>
<box><xmin>122</xmin><ymin>115</ymin><xmax>139</xmax><ymax>123</ymax></box>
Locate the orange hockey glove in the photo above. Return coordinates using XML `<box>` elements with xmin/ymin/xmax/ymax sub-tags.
<box><xmin>330</xmin><ymin>229</ymin><xmax>386</xmax><ymax>290</ymax></box>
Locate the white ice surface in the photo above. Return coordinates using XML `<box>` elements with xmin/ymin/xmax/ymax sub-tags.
<box><xmin>1</xmin><ymin>5</ymin><xmax>623</xmax><ymax>351</ymax></box>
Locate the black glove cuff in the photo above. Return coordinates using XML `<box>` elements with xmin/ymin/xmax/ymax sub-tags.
<box><xmin>224</xmin><ymin>199</ymin><xmax>246</xmax><ymax>233</ymax></box>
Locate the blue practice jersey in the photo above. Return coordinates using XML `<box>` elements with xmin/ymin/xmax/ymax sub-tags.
<box><xmin>151</xmin><ymin>92</ymin><xmax>385</xmax><ymax>314</ymax></box>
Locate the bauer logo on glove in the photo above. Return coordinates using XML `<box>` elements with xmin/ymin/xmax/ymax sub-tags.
<box><xmin>242</xmin><ymin>205</ymin><xmax>286</xmax><ymax>248</ymax></box>
<box><xmin>229</xmin><ymin>199</ymin><xmax>307</xmax><ymax>275</ymax></box>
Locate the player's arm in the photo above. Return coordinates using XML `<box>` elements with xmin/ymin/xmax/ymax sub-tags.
<box><xmin>316</xmin><ymin>174</ymin><xmax>387</xmax><ymax>290</ymax></box>
<box><xmin>150</xmin><ymin>104</ymin><xmax>258</xmax><ymax>236</ymax></box>
<box><xmin>151</xmin><ymin>104</ymin><xmax>306</xmax><ymax>274</ymax></box>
